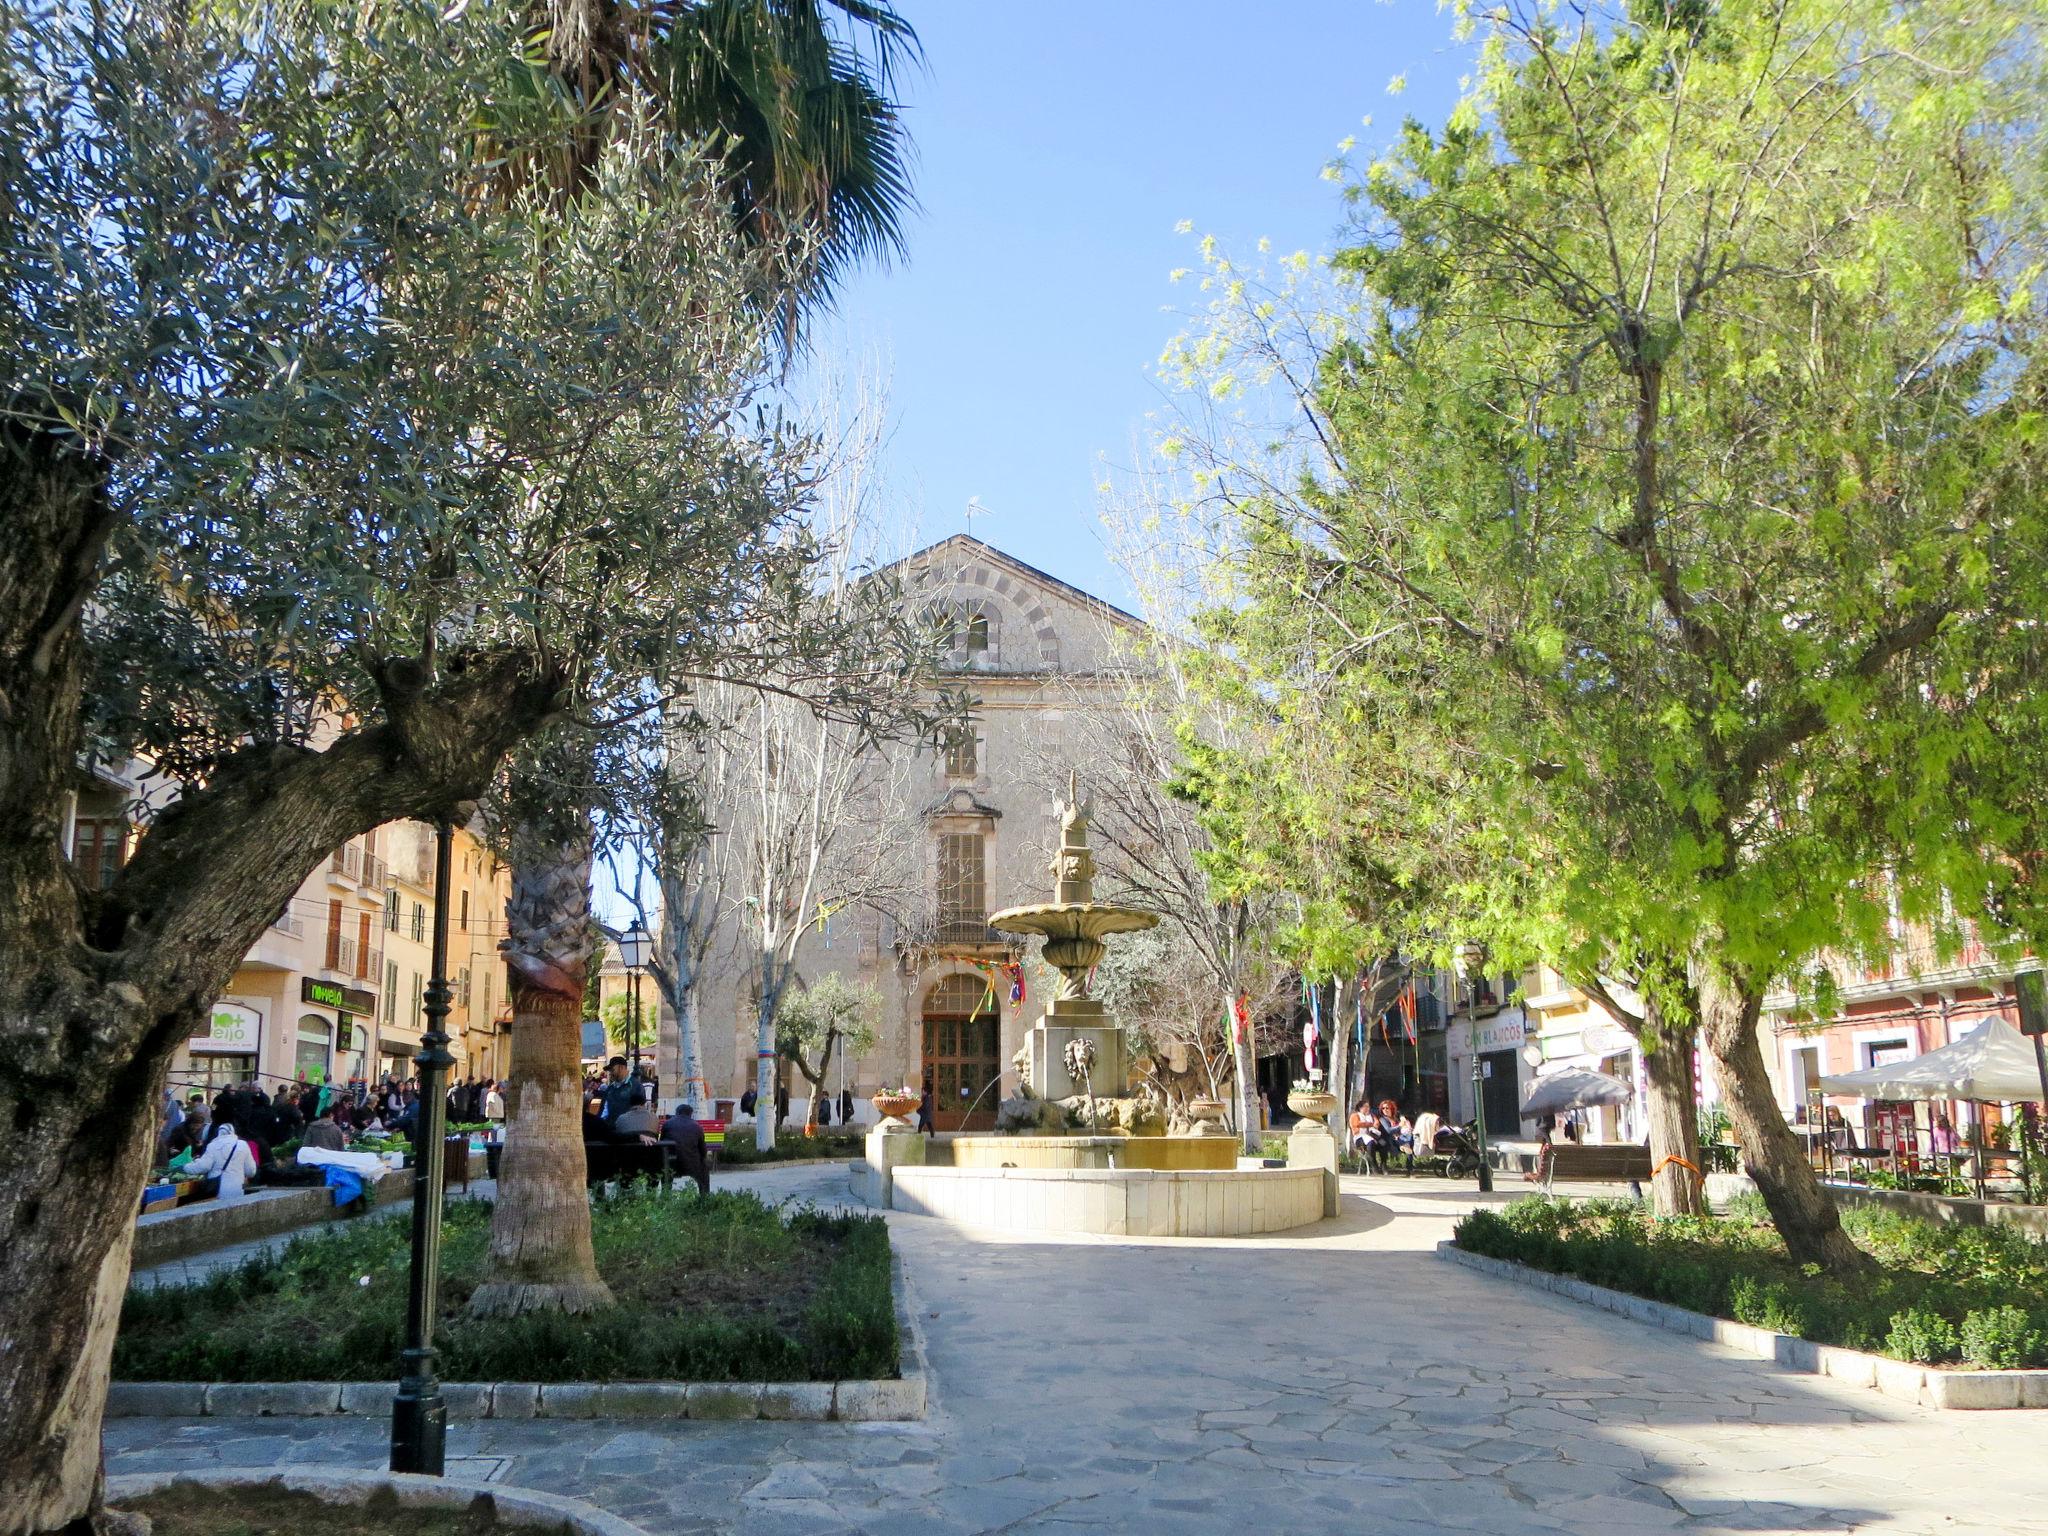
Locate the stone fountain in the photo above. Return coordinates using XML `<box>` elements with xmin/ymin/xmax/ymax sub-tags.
<box><xmin>988</xmin><ymin>772</ymin><xmax>1157</xmax><ymax>1106</ymax></box>
<box><xmin>850</xmin><ymin>770</ymin><xmax>1335</xmax><ymax>1237</ymax></box>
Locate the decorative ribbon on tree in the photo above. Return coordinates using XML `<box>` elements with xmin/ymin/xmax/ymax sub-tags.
<box><xmin>1232</xmin><ymin>991</ymin><xmax>1250</xmax><ymax>1048</ymax></box>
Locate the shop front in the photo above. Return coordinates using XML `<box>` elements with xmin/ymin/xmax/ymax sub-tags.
<box><xmin>1449</xmin><ymin>1009</ymin><xmax>1530</xmax><ymax>1135</ymax></box>
<box><xmin>185</xmin><ymin>1001</ymin><xmax>262</xmax><ymax>1092</ymax></box>
<box><xmin>298</xmin><ymin>977</ymin><xmax>375</xmax><ymax>1087</ymax></box>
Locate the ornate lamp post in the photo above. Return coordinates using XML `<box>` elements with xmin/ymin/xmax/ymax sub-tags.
<box><xmin>620</xmin><ymin>921</ymin><xmax>652</xmax><ymax>1078</ymax></box>
<box><xmin>392</xmin><ymin>820</ymin><xmax>455</xmax><ymax>1475</ymax></box>
<box><xmin>1457</xmin><ymin>941</ymin><xmax>1494</xmax><ymax>1194</ymax></box>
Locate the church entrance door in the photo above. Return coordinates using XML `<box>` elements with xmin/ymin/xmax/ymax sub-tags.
<box><xmin>922</xmin><ymin>974</ymin><xmax>1001</xmax><ymax>1131</ymax></box>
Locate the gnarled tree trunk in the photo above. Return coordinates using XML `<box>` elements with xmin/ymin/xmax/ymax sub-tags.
<box><xmin>1698</xmin><ymin>960</ymin><xmax>1867</xmax><ymax>1273</ymax></box>
<box><xmin>1638</xmin><ymin>1014</ymin><xmax>1704</xmax><ymax>1219</ymax></box>
<box><xmin>0</xmin><ymin>426</ymin><xmax>566</xmax><ymax>1535</ymax></box>
<box><xmin>472</xmin><ymin>812</ymin><xmax>612</xmax><ymax>1316</ymax></box>
<box><xmin>1231</xmin><ymin>997</ymin><xmax>1262</xmax><ymax>1154</ymax></box>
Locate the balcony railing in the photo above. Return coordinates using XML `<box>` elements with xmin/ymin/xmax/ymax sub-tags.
<box><xmin>364</xmin><ymin>944</ymin><xmax>383</xmax><ymax>982</ymax></box>
<box><xmin>363</xmin><ymin>853</ymin><xmax>388</xmax><ymax>891</ymax></box>
<box><xmin>334</xmin><ymin>935</ymin><xmax>358</xmax><ymax>975</ymax></box>
<box><xmin>270</xmin><ymin>913</ymin><xmax>305</xmax><ymax>940</ymax></box>
<box><xmin>896</xmin><ymin>913</ymin><xmax>1011</xmax><ymax>954</ymax></box>
<box><xmin>330</xmin><ymin>842</ymin><xmax>363</xmax><ymax>882</ymax></box>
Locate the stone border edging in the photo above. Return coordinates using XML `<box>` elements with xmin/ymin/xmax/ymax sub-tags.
<box><xmin>107</xmin><ymin>1466</ymin><xmax>647</xmax><ymax>1536</ymax></box>
<box><xmin>107</xmin><ymin>1249</ymin><xmax>927</xmax><ymax>1423</ymax></box>
<box><xmin>1436</xmin><ymin>1241</ymin><xmax>2048</xmax><ymax>1411</ymax></box>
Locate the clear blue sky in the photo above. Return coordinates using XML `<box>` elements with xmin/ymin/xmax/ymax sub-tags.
<box><xmin>824</xmin><ymin>1</ymin><xmax>1473</xmax><ymax>607</ymax></box>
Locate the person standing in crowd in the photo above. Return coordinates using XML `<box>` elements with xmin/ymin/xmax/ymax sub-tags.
<box><xmin>165</xmin><ymin>1105</ymin><xmax>210</xmax><ymax>1160</ymax></box>
<box><xmin>773</xmin><ymin>1078</ymin><xmax>790</xmax><ymax>1129</ymax></box>
<box><xmin>187</xmin><ymin>1116</ymin><xmax>256</xmax><ymax>1200</ymax></box>
<box><xmin>302</xmin><ymin>1104</ymin><xmax>347</xmax><ymax>1152</ymax></box>
<box><xmin>739</xmin><ymin>1084</ymin><xmax>758</xmax><ymax>1119</ymax></box>
<box><xmin>597</xmin><ymin>1056</ymin><xmax>646</xmax><ymax>1122</ymax></box>
<box><xmin>661</xmin><ymin>1099</ymin><xmax>711</xmax><ymax>1196</ymax></box>
<box><xmin>839</xmin><ymin>1086</ymin><xmax>854</xmax><ymax>1126</ymax></box>
<box><xmin>484</xmin><ymin>1078</ymin><xmax>505</xmax><ymax>1124</ymax></box>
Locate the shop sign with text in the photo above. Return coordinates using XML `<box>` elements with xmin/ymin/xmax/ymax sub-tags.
<box><xmin>193</xmin><ymin>1002</ymin><xmax>261</xmax><ymax>1053</ymax></box>
<box><xmin>302</xmin><ymin>977</ymin><xmax>376</xmax><ymax>1015</ymax></box>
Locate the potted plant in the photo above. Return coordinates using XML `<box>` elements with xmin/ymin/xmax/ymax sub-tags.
<box><xmin>1286</xmin><ymin>1077</ymin><xmax>1338</xmax><ymax>1122</ymax></box>
<box><xmin>870</xmin><ymin>1083</ymin><xmax>920</xmax><ymax>1126</ymax></box>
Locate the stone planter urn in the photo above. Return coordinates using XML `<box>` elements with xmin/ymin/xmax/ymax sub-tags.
<box><xmin>1185</xmin><ymin>1099</ymin><xmax>1230</xmax><ymax>1137</ymax></box>
<box><xmin>1287</xmin><ymin>1090</ymin><xmax>1339</xmax><ymax>1124</ymax></box>
<box><xmin>871</xmin><ymin>1091</ymin><xmax>919</xmax><ymax>1129</ymax></box>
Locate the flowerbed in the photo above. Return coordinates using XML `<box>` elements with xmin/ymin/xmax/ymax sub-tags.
<box><xmin>715</xmin><ymin>1130</ymin><xmax>865</xmax><ymax>1165</ymax></box>
<box><xmin>1455</xmin><ymin>1195</ymin><xmax>2048</xmax><ymax>1368</ymax></box>
<box><xmin>117</xmin><ymin>1188</ymin><xmax>896</xmax><ymax>1383</ymax></box>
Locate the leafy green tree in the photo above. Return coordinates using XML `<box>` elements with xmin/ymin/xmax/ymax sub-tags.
<box><xmin>1166</xmin><ymin>0</ymin><xmax>2048</xmax><ymax>1269</ymax></box>
<box><xmin>0</xmin><ymin>0</ymin><xmax>817</xmax><ymax>1522</ymax></box>
<box><xmin>776</xmin><ymin>972</ymin><xmax>884</xmax><ymax>1128</ymax></box>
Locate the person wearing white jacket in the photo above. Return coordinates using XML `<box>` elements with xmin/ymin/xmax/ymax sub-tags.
<box><xmin>187</xmin><ymin>1120</ymin><xmax>256</xmax><ymax>1200</ymax></box>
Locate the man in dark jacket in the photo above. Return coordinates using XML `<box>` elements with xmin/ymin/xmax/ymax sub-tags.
<box><xmin>660</xmin><ymin>1101</ymin><xmax>711</xmax><ymax>1196</ymax></box>
<box><xmin>597</xmin><ymin>1056</ymin><xmax>646</xmax><ymax>1123</ymax></box>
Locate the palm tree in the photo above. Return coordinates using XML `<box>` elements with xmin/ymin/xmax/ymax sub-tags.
<box><xmin>473</xmin><ymin>0</ymin><xmax>919</xmax><ymax>1315</ymax></box>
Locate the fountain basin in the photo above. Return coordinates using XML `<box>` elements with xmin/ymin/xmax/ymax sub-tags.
<box><xmin>948</xmin><ymin>1135</ymin><xmax>1237</xmax><ymax>1172</ymax></box>
<box><xmin>869</xmin><ymin>1163</ymin><xmax>1329</xmax><ymax>1237</ymax></box>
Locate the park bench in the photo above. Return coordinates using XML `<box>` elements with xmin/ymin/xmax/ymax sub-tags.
<box><xmin>1542</xmin><ymin>1143</ymin><xmax>1653</xmax><ymax>1191</ymax></box>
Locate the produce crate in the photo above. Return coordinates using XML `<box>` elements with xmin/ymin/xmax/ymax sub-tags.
<box><xmin>139</xmin><ymin>1182</ymin><xmax>177</xmax><ymax>1215</ymax></box>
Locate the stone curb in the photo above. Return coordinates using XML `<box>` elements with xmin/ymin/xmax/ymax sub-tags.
<box><xmin>107</xmin><ymin>1245</ymin><xmax>926</xmax><ymax>1423</ymax></box>
<box><xmin>1436</xmin><ymin>1241</ymin><xmax>2048</xmax><ymax>1411</ymax></box>
<box><xmin>106</xmin><ymin>1466</ymin><xmax>647</xmax><ymax>1536</ymax></box>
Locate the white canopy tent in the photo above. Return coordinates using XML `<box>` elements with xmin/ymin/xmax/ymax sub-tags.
<box><xmin>1817</xmin><ymin>1017</ymin><xmax>2047</xmax><ymax>1103</ymax></box>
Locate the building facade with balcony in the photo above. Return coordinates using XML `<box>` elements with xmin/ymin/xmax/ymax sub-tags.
<box><xmin>1762</xmin><ymin>921</ymin><xmax>2030</xmax><ymax>1152</ymax></box>
<box><xmin>149</xmin><ymin>819</ymin><xmax>510</xmax><ymax>1098</ymax></box>
<box><xmin>686</xmin><ymin>536</ymin><xmax>1146</xmax><ymax>1128</ymax></box>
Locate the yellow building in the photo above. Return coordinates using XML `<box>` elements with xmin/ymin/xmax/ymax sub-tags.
<box><xmin>166</xmin><ymin>819</ymin><xmax>510</xmax><ymax>1096</ymax></box>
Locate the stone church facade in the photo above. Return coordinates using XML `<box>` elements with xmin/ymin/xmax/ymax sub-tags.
<box><xmin>686</xmin><ymin>535</ymin><xmax>1145</xmax><ymax>1128</ymax></box>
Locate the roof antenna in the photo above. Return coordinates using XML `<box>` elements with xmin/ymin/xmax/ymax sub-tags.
<box><xmin>963</xmin><ymin>496</ymin><xmax>989</xmax><ymax>538</ymax></box>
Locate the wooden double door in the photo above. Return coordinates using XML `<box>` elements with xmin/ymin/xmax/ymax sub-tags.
<box><xmin>923</xmin><ymin>977</ymin><xmax>1002</xmax><ymax>1131</ymax></box>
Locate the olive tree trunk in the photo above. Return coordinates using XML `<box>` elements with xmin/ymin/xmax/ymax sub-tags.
<box><xmin>1698</xmin><ymin>961</ymin><xmax>1868</xmax><ymax>1273</ymax></box>
<box><xmin>1638</xmin><ymin>1022</ymin><xmax>1705</xmax><ymax>1219</ymax></box>
<box><xmin>470</xmin><ymin>814</ymin><xmax>613</xmax><ymax>1317</ymax></box>
<box><xmin>0</xmin><ymin>428</ymin><xmax>565</xmax><ymax>1536</ymax></box>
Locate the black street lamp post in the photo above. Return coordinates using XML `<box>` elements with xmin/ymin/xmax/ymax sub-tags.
<box><xmin>620</xmin><ymin>921</ymin><xmax>652</xmax><ymax>1077</ymax></box>
<box><xmin>392</xmin><ymin>819</ymin><xmax>455</xmax><ymax>1476</ymax></box>
<box><xmin>1458</xmin><ymin>941</ymin><xmax>1494</xmax><ymax>1194</ymax></box>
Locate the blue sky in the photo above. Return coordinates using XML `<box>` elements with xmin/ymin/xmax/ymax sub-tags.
<box><xmin>822</xmin><ymin>1</ymin><xmax>1473</xmax><ymax>607</ymax></box>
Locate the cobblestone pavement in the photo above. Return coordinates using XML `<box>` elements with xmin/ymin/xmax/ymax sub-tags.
<box><xmin>105</xmin><ymin>1164</ymin><xmax>2048</xmax><ymax>1535</ymax></box>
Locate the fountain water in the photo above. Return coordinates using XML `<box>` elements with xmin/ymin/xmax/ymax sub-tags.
<box><xmin>851</xmin><ymin>771</ymin><xmax>1334</xmax><ymax>1235</ymax></box>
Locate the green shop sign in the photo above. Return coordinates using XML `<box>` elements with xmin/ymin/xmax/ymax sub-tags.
<box><xmin>302</xmin><ymin>977</ymin><xmax>376</xmax><ymax>1015</ymax></box>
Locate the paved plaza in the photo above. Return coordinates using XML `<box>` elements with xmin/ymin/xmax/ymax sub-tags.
<box><xmin>107</xmin><ymin>1164</ymin><xmax>2048</xmax><ymax>1536</ymax></box>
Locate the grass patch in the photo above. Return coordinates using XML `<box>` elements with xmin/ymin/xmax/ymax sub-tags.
<box><xmin>116</xmin><ymin>1188</ymin><xmax>896</xmax><ymax>1383</ymax></box>
<box><xmin>716</xmin><ymin>1130</ymin><xmax>864</xmax><ymax>1165</ymax></box>
<box><xmin>122</xmin><ymin>1483</ymin><xmax>575</xmax><ymax>1535</ymax></box>
<box><xmin>1455</xmin><ymin>1195</ymin><xmax>2048</xmax><ymax>1368</ymax></box>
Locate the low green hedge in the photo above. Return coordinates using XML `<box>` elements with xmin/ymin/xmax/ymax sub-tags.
<box><xmin>715</xmin><ymin>1130</ymin><xmax>864</xmax><ymax>1165</ymax></box>
<box><xmin>1455</xmin><ymin>1195</ymin><xmax>2048</xmax><ymax>1368</ymax></box>
<box><xmin>117</xmin><ymin>1187</ymin><xmax>896</xmax><ymax>1383</ymax></box>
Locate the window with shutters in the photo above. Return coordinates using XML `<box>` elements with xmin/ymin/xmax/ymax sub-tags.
<box><xmin>326</xmin><ymin>900</ymin><xmax>344</xmax><ymax>970</ymax></box>
<box><xmin>385</xmin><ymin>889</ymin><xmax>400</xmax><ymax>933</ymax></box>
<box><xmin>943</xmin><ymin>730</ymin><xmax>977</xmax><ymax>778</ymax></box>
<box><xmin>71</xmin><ymin>818</ymin><xmax>130</xmax><ymax>890</ymax></box>
<box><xmin>459</xmin><ymin>890</ymin><xmax>470</xmax><ymax>932</ymax></box>
<box><xmin>385</xmin><ymin>961</ymin><xmax>398</xmax><ymax>1024</ymax></box>
<box><xmin>937</xmin><ymin>833</ymin><xmax>986</xmax><ymax>942</ymax></box>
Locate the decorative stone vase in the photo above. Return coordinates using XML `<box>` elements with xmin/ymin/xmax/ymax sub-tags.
<box><xmin>871</xmin><ymin>1091</ymin><xmax>919</xmax><ymax>1127</ymax></box>
<box><xmin>1185</xmin><ymin>1098</ymin><xmax>1230</xmax><ymax>1137</ymax></box>
<box><xmin>1287</xmin><ymin>1090</ymin><xmax>1339</xmax><ymax>1124</ymax></box>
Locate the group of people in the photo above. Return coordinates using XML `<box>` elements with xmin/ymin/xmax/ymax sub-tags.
<box><xmin>1347</xmin><ymin>1098</ymin><xmax>1447</xmax><ymax>1174</ymax></box>
<box><xmin>583</xmin><ymin>1057</ymin><xmax>711</xmax><ymax>1194</ymax></box>
<box><xmin>736</xmin><ymin>1081</ymin><xmax>859</xmax><ymax>1130</ymax></box>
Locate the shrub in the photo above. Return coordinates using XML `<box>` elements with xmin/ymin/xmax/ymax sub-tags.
<box><xmin>1884</xmin><ymin>1308</ymin><xmax>1959</xmax><ymax>1365</ymax></box>
<box><xmin>1959</xmin><ymin>1306</ymin><xmax>2046</xmax><ymax>1369</ymax></box>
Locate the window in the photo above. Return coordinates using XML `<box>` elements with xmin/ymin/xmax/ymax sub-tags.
<box><xmin>411</xmin><ymin>972</ymin><xmax>424</xmax><ymax>1028</ymax></box>
<box><xmin>325</xmin><ymin>900</ymin><xmax>344</xmax><ymax>970</ymax></box>
<box><xmin>295</xmin><ymin>1015</ymin><xmax>332</xmax><ymax>1085</ymax></box>
<box><xmin>1788</xmin><ymin>1045</ymin><xmax>1821</xmax><ymax>1121</ymax></box>
<box><xmin>385</xmin><ymin>889</ymin><xmax>400</xmax><ymax>933</ymax></box>
<box><xmin>459</xmin><ymin>890</ymin><xmax>470</xmax><ymax>932</ymax></box>
<box><xmin>71</xmin><ymin>818</ymin><xmax>129</xmax><ymax>890</ymax></box>
<box><xmin>944</xmin><ymin>730</ymin><xmax>978</xmax><ymax>778</ymax></box>
<box><xmin>965</xmin><ymin>611</ymin><xmax>989</xmax><ymax>656</ymax></box>
<box><xmin>411</xmin><ymin>902</ymin><xmax>426</xmax><ymax>943</ymax></box>
<box><xmin>384</xmin><ymin>960</ymin><xmax>398</xmax><ymax>1024</ymax></box>
<box><xmin>937</xmin><ymin>833</ymin><xmax>986</xmax><ymax>941</ymax></box>
<box><xmin>459</xmin><ymin>968</ymin><xmax>472</xmax><ymax>1008</ymax></box>
<box><xmin>355</xmin><ymin>912</ymin><xmax>372</xmax><ymax>978</ymax></box>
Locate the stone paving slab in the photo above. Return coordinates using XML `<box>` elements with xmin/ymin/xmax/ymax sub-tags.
<box><xmin>104</xmin><ymin>1164</ymin><xmax>2048</xmax><ymax>1536</ymax></box>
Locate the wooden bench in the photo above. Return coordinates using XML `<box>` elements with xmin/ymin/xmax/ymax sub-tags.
<box><xmin>1544</xmin><ymin>1143</ymin><xmax>1653</xmax><ymax>1188</ymax></box>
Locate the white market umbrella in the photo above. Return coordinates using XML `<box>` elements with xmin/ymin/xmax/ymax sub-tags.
<box><xmin>1521</xmin><ymin>1065</ymin><xmax>1635</xmax><ymax>1117</ymax></box>
<box><xmin>1817</xmin><ymin>1017</ymin><xmax>2047</xmax><ymax>1103</ymax></box>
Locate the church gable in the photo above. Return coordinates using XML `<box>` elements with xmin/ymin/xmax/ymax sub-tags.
<box><xmin>895</xmin><ymin>535</ymin><xmax>1143</xmax><ymax>677</ymax></box>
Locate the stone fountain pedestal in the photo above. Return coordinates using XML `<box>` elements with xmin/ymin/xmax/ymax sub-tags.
<box><xmin>1029</xmin><ymin>997</ymin><xmax>1127</xmax><ymax>1105</ymax></box>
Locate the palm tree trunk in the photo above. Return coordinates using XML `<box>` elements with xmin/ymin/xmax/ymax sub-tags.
<box><xmin>1698</xmin><ymin>959</ymin><xmax>1867</xmax><ymax>1273</ymax></box>
<box><xmin>470</xmin><ymin>813</ymin><xmax>613</xmax><ymax>1316</ymax></box>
